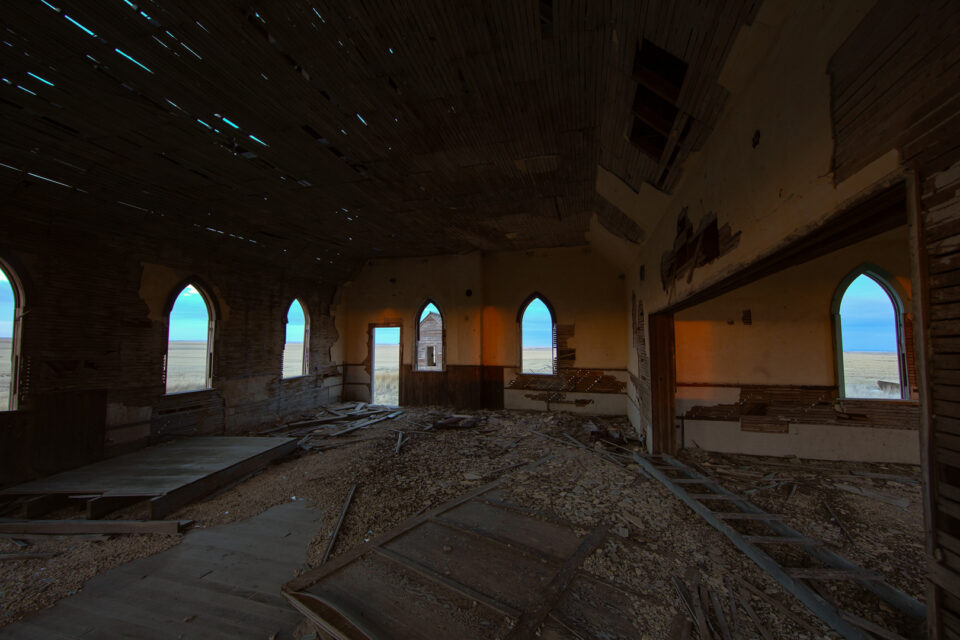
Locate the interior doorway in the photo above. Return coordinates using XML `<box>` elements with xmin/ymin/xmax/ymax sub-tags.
<box><xmin>372</xmin><ymin>326</ymin><xmax>400</xmax><ymax>406</ymax></box>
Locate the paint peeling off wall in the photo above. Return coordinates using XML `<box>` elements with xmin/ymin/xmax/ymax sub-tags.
<box><xmin>660</xmin><ymin>210</ymin><xmax>741</xmax><ymax>292</ymax></box>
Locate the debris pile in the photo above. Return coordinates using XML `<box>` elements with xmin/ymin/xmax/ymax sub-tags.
<box><xmin>0</xmin><ymin>407</ymin><xmax>924</xmax><ymax>638</ymax></box>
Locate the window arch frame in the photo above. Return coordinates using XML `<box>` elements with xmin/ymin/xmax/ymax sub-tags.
<box><xmin>163</xmin><ymin>279</ymin><xmax>217</xmax><ymax>394</ymax></box>
<box><xmin>517</xmin><ymin>292</ymin><xmax>558</xmax><ymax>376</ymax></box>
<box><xmin>414</xmin><ymin>299</ymin><xmax>445</xmax><ymax>372</ymax></box>
<box><xmin>0</xmin><ymin>258</ymin><xmax>25</xmax><ymax>411</ymax></box>
<box><xmin>831</xmin><ymin>264</ymin><xmax>909</xmax><ymax>400</ymax></box>
<box><xmin>282</xmin><ymin>297</ymin><xmax>310</xmax><ymax>378</ymax></box>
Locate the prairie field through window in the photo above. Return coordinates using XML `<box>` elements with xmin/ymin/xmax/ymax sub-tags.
<box><xmin>0</xmin><ymin>267</ymin><xmax>13</xmax><ymax>409</ymax></box>
<box><xmin>839</xmin><ymin>274</ymin><xmax>901</xmax><ymax>399</ymax></box>
<box><xmin>166</xmin><ymin>285</ymin><xmax>210</xmax><ymax>393</ymax></box>
<box><xmin>521</xmin><ymin>296</ymin><xmax>555</xmax><ymax>374</ymax></box>
<box><xmin>283</xmin><ymin>299</ymin><xmax>307</xmax><ymax>378</ymax></box>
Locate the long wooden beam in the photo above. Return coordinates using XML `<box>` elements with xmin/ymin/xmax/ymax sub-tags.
<box><xmin>634</xmin><ymin>454</ymin><xmax>870</xmax><ymax>640</ymax></box>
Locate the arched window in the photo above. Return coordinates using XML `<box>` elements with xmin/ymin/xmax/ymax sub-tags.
<box><xmin>283</xmin><ymin>299</ymin><xmax>309</xmax><ymax>378</ymax></box>
<box><xmin>0</xmin><ymin>261</ymin><xmax>23</xmax><ymax>410</ymax></box>
<box><xmin>165</xmin><ymin>283</ymin><xmax>215</xmax><ymax>393</ymax></box>
<box><xmin>833</xmin><ymin>267</ymin><xmax>907</xmax><ymax>399</ymax></box>
<box><xmin>519</xmin><ymin>294</ymin><xmax>557</xmax><ymax>375</ymax></box>
<box><xmin>415</xmin><ymin>300</ymin><xmax>443</xmax><ymax>371</ymax></box>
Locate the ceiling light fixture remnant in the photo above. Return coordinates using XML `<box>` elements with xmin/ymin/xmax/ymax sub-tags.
<box><xmin>356</xmin><ymin>113</ymin><xmax>368</xmax><ymax>125</ymax></box>
<box><xmin>249</xmin><ymin>134</ymin><xmax>269</xmax><ymax>146</ymax></box>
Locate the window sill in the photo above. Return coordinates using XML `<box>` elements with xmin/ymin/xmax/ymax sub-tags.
<box><xmin>839</xmin><ymin>397</ymin><xmax>919</xmax><ymax>406</ymax></box>
<box><xmin>163</xmin><ymin>388</ymin><xmax>213</xmax><ymax>397</ymax></box>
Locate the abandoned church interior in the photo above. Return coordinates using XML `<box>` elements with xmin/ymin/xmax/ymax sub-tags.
<box><xmin>1</xmin><ymin>0</ymin><xmax>958</xmax><ymax>638</ymax></box>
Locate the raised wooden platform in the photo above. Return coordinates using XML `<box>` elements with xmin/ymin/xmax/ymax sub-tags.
<box><xmin>0</xmin><ymin>437</ymin><xmax>297</xmax><ymax>520</ymax></box>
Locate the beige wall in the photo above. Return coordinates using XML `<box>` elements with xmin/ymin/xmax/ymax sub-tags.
<box><xmin>338</xmin><ymin>253</ymin><xmax>484</xmax><ymax>368</ymax></box>
<box><xmin>674</xmin><ymin>226</ymin><xmax>911</xmax><ymax>386</ymax></box>
<box><xmin>480</xmin><ymin>247</ymin><xmax>626</xmax><ymax>368</ymax></box>
<box><xmin>337</xmin><ymin>247</ymin><xmax>627</xmax><ymax>411</ymax></box>
<box><xmin>671</xmin><ymin>226</ymin><xmax>920</xmax><ymax>463</ymax></box>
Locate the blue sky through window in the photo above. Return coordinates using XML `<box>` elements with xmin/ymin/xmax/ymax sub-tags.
<box><xmin>839</xmin><ymin>274</ymin><xmax>896</xmax><ymax>352</ymax></box>
<box><xmin>169</xmin><ymin>285</ymin><xmax>209</xmax><ymax>341</ymax></box>
<box><xmin>374</xmin><ymin>326</ymin><xmax>400</xmax><ymax>345</ymax></box>
<box><xmin>522</xmin><ymin>297</ymin><xmax>553</xmax><ymax>348</ymax></box>
<box><xmin>286</xmin><ymin>300</ymin><xmax>305</xmax><ymax>343</ymax></box>
<box><xmin>0</xmin><ymin>269</ymin><xmax>12</xmax><ymax>339</ymax></box>
<box><xmin>420</xmin><ymin>302</ymin><xmax>439</xmax><ymax>322</ymax></box>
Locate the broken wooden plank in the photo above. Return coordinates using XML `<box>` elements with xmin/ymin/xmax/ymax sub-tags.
<box><xmin>741</xmin><ymin>535</ymin><xmax>819</xmax><ymax>546</ymax></box>
<box><xmin>373</xmin><ymin>546</ymin><xmax>522</xmax><ymax>618</ymax></box>
<box><xmin>840</xmin><ymin>610</ymin><xmax>910</xmax><ymax>640</ymax></box>
<box><xmin>0</xmin><ymin>552</ymin><xmax>59</xmax><ymax>561</ymax></box>
<box><xmin>834</xmin><ymin>483</ymin><xmax>910</xmax><ymax>508</ymax></box>
<box><xmin>0</xmin><ymin>519</ymin><xmax>192</xmax><ymax>535</ymax></box>
<box><xmin>327</xmin><ymin>414</ymin><xmax>392</xmax><ymax>437</ymax></box>
<box><xmin>502</xmin><ymin>525</ymin><xmax>609</xmax><ymax>639</ymax></box>
<box><xmin>710</xmin><ymin>588</ymin><xmax>733</xmax><ymax>640</ymax></box>
<box><xmin>634</xmin><ymin>455</ymin><xmax>873</xmax><ymax>639</ymax></box>
<box><xmin>848</xmin><ymin>471</ymin><xmax>920</xmax><ymax>485</ymax></box>
<box><xmin>713</xmin><ymin>513</ymin><xmax>784</xmax><ymax>521</ymax></box>
<box><xmin>656</xmin><ymin>455</ymin><xmax>926</xmax><ymax>621</ymax></box>
<box><xmin>787</xmin><ymin>568</ymin><xmax>883</xmax><ymax>581</ymax></box>
<box><xmin>737</xmin><ymin>588</ymin><xmax>775</xmax><ymax>640</ymax></box>
<box><xmin>733</xmin><ymin>575</ymin><xmax>819</xmax><ymax>635</ymax></box>
<box><xmin>320</xmin><ymin>484</ymin><xmax>357</xmax><ymax>566</ymax></box>
<box><xmin>149</xmin><ymin>438</ymin><xmax>297</xmax><ymax>519</ymax></box>
<box><xmin>284</xmin><ymin>456</ymin><xmax>553</xmax><ymax>594</ymax></box>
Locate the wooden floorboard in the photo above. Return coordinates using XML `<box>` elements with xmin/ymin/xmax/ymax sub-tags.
<box><xmin>0</xmin><ymin>500</ymin><xmax>323</xmax><ymax>639</ymax></box>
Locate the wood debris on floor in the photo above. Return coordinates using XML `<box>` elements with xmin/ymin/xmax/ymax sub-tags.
<box><xmin>0</xmin><ymin>407</ymin><xmax>925</xmax><ymax>639</ymax></box>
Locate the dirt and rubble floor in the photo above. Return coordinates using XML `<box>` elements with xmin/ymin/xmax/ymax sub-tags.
<box><xmin>0</xmin><ymin>408</ymin><xmax>925</xmax><ymax>638</ymax></box>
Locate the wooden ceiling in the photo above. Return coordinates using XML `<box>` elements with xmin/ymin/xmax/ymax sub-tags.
<box><xmin>0</xmin><ymin>0</ymin><xmax>757</xmax><ymax>280</ymax></box>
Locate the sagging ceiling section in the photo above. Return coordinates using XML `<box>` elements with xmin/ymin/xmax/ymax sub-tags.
<box><xmin>0</xmin><ymin>0</ymin><xmax>756</xmax><ymax>280</ymax></box>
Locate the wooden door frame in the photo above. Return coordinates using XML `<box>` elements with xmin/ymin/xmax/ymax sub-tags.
<box><xmin>649</xmin><ymin>312</ymin><xmax>677</xmax><ymax>454</ymax></box>
<box><xmin>368</xmin><ymin>322</ymin><xmax>402</xmax><ymax>405</ymax></box>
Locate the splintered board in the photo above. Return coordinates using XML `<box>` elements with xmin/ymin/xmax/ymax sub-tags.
<box><xmin>0</xmin><ymin>437</ymin><xmax>297</xmax><ymax>520</ymax></box>
<box><xmin>283</xmin><ymin>459</ymin><xmax>643</xmax><ymax>639</ymax></box>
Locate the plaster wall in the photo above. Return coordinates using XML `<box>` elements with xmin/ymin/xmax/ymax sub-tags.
<box><xmin>604</xmin><ymin>0</ymin><xmax>908</xmax><ymax>441</ymax></box>
<box><xmin>683</xmin><ymin>420</ymin><xmax>920</xmax><ymax>464</ymax></box>
<box><xmin>672</xmin><ymin>226</ymin><xmax>920</xmax><ymax>463</ymax></box>
<box><xmin>674</xmin><ymin>227</ymin><xmax>911</xmax><ymax>386</ymax></box>
<box><xmin>338</xmin><ymin>247</ymin><xmax>627</xmax><ymax>412</ymax></box>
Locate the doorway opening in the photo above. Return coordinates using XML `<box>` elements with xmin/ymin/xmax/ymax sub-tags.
<box><xmin>372</xmin><ymin>326</ymin><xmax>400</xmax><ymax>406</ymax></box>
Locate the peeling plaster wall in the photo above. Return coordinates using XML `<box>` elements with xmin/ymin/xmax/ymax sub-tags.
<box><xmin>673</xmin><ymin>226</ymin><xmax>919</xmax><ymax>463</ymax></box>
<box><xmin>675</xmin><ymin>227</ymin><xmax>911</xmax><ymax>386</ymax></box>
<box><xmin>339</xmin><ymin>247</ymin><xmax>627</xmax><ymax>413</ymax></box>
<box><xmin>616</xmin><ymin>0</ymin><xmax>906</xmax><ymax>442</ymax></box>
<box><xmin>0</xmin><ymin>211</ymin><xmax>341</xmax><ymax>485</ymax></box>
